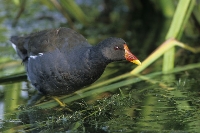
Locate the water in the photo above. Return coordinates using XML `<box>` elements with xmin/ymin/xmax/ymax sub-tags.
<box><xmin>1</xmin><ymin>70</ymin><xmax>200</xmax><ymax>132</ymax></box>
<box><xmin>1</xmin><ymin>1</ymin><xmax>200</xmax><ymax>132</ymax></box>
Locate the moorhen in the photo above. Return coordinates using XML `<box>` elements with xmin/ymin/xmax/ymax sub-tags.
<box><xmin>10</xmin><ymin>27</ymin><xmax>141</xmax><ymax>96</ymax></box>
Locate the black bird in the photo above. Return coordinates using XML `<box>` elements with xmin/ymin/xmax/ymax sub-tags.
<box><xmin>10</xmin><ymin>27</ymin><xmax>141</xmax><ymax>96</ymax></box>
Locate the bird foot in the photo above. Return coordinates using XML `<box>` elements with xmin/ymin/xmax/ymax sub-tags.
<box><xmin>52</xmin><ymin>96</ymin><xmax>66</xmax><ymax>107</ymax></box>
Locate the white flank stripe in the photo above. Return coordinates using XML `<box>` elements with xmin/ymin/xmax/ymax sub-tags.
<box><xmin>30</xmin><ymin>53</ymin><xmax>43</xmax><ymax>59</ymax></box>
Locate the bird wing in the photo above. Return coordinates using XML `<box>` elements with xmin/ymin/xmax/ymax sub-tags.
<box><xmin>10</xmin><ymin>27</ymin><xmax>90</xmax><ymax>60</ymax></box>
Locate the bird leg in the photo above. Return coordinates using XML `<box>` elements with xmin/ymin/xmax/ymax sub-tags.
<box><xmin>52</xmin><ymin>96</ymin><xmax>66</xmax><ymax>107</ymax></box>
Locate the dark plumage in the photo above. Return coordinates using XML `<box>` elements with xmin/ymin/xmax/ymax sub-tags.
<box><xmin>10</xmin><ymin>27</ymin><xmax>141</xmax><ymax>96</ymax></box>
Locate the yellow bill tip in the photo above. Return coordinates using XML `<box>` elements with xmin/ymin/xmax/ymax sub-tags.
<box><xmin>131</xmin><ymin>59</ymin><xmax>141</xmax><ymax>66</ymax></box>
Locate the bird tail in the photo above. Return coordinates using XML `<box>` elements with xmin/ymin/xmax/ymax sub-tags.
<box><xmin>10</xmin><ymin>36</ymin><xmax>20</xmax><ymax>44</ymax></box>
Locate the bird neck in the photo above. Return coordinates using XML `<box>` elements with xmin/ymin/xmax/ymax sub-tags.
<box><xmin>89</xmin><ymin>45</ymin><xmax>111</xmax><ymax>66</ymax></box>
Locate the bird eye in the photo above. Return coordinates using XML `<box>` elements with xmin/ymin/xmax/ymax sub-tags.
<box><xmin>114</xmin><ymin>46</ymin><xmax>120</xmax><ymax>50</ymax></box>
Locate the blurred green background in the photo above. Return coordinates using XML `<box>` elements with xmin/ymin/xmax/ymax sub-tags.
<box><xmin>0</xmin><ymin>0</ymin><xmax>200</xmax><ymax>132</ymax></box>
